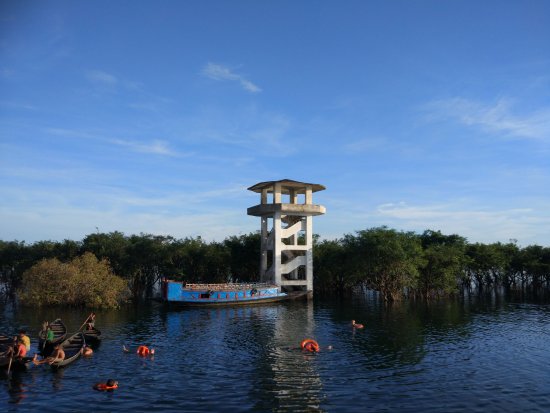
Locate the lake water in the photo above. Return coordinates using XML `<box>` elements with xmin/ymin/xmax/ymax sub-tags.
<box><xmin>1</xmin><ymin>294</ymin><xmax>550</xmax><ymax>412</ymax></box>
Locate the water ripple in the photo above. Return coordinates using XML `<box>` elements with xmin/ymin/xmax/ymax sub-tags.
<box><xmin>2</xmin><ymin>300</ymin><xmax>550</xmax><ymax>412</ymax></box>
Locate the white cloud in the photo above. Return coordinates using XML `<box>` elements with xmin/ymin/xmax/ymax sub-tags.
<box><xmin>424</xmin><ymin>97</ymin><xmax>550</xmax><ymax>141</ymax></box>
<box><xmin>315</xmin><ymin>196</ymin><xmax>550</xmax><ymax>246</ymax></box>
<box><xmin>45</xmin><ymin>128</ymin><xmax>186</xmax><ymax>157</ymax></box>
<box><xmin>0</xmin><ymin>183</ymin><xmax>255</xmax><ymax>243</ymax></box>
<box><xmin>171</xmin><ymin>104</ymin><xmax>292</xmax><ymax>155</ymax></box>
<box><xmin>118</xmin><ymin>185</ymin><xmax>246</xmax><ymax>208</ymax></box>
<box><xmin>0</xmin><ymin>203</ymin><xmax>252</xmax><ymax>243</ymax></box>
<box><xmin>86</xmin><ymin>70</ymin><xmax>118</xmax><ymax>86</ymax></box>
<box><xmin>110</xmin><ymin>138</ymin><xmax>182</xmax><ymax>157</ymax></box>
<box><xmin>373</xmin><ymin>201</ymin><xmax>548</xmax><ymax>246</ymax></box>
<box><xmin>202</xmin><ymin>63</ymin><xmax>261</xmax><ymax>93</ymax></box>
<box><xmin>239</xmin><ymin>79</ymin><xmax>262</xmax><ymax>93</ymax></box>
<box><xmin>46</xmin><ymin>127</ymin><xmax>98</xmax><ymax>139</ymax></box>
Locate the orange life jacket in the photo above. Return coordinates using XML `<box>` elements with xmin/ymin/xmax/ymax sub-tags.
<box><xmin>93</xmin><ymin>383</ymin><xmax>118</xmax><ymax>391</ymax></box>
<box><xmin>137</xmin><ymin>345</ymin><xmax>150</xmax><ymax>356</ymax></box>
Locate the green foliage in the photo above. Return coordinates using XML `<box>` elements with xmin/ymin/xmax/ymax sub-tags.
<box><xmin>416</xmin><ymin>230</ymin><xmax>467</xmax><ymax>298</ymax></box>
<box><xmin>224</xmin><ymin>233</ymin><xmax>261</xmax><ymax>282</ymax></box>
<box><xmin>343</xmin><ymin>227</ymin><xmax>424</xmax><ymax>301</ymax></box>
<box><xmin>465</xmin><ymin>242</ymin><xmax>509</xmax><ymax>288</ymax></box>
<box><xmin>313</xmin><ymin>239</ymin><xmax>351</xmax><ymax>293</ymax></box>
<box><xmin>0</xmin><ymin>240</ymin><xmax>30</xmax><ymax>298</ymax></box>
<box><xmin>82</xmin><ymin>231</ymin><xmax>128</xmax><ymax>274</ymax></box>
<box><xmin>0</xmin><ymin>239</ymin><xmax>83</xmax><ymax>299</ymax></box>
<box><xmin>417</xmin><ymin>244</ymin><xmax>463</xmax><ymax>297</ymax></box>
<box><xmin>169</xmin><ymin>237</ymin><xmax>211</xmax><ymax>283</ymax></box>
<box><xmin>124</xmin><ymin>234</ymin><xmax>175</xmax><ymax>299</ymax></box>
<box><xmin>2</xmin><ymin>227</ymin><xmax>550</xmax><ymax>305</ymax></box>
<box><xmin>18</xmin><ymin>252</ymin><xmax>128</xmax><ymax>308</ymax></box>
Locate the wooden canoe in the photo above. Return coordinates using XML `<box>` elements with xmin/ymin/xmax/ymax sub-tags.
<box><xmin>49</xmin><ymin>332</ymin><xmax>85</xmax><ymax>369</ymax></box>
<box><xmin>0</xmin><ymin>333</ymin><xmax>13</xmax><ymax>347</ymax></box>
<box><xmin>83</xmin><ymin>328</ymin><xmax>102</xmax><ymax>347</ymax></box>
<box><xmin>39</xmin><ymin>319</ymin><xmax>67</xmax><ymax>356</ymax></box>
<box><xmin>0</xmin><ymin>334</ymin><xmax>32</xmax><ymax>371</ymax></box>
<box><xmin>0</xmin><ymin>333</ymin><xmax>15</xmax><ymax>369</ymax></box>
<box><xmin>0</xmin><ymin>355</ymin><xmax>33</xmax><ymax>371</ymax></box>
<box><xmin>0</xmin><ymin>347</ymin><xmax>11</xmax><ymax>368</ymax></box>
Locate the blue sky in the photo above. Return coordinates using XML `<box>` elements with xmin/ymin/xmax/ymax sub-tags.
<box><xmin>1</xmin><ymin>1</ymin><xmax>549</xmax><ymax>246</ymax></box>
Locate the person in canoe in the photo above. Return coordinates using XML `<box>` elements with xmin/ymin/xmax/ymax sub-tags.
<box><xmin>19</xmin><ymin>330</ymin><xmax>31</xmax><ymax>352</ymax></box>
<box><xmin>85</xmin><ymin>312</ymin><xmax>96</xmax><ymax>330</ymax></box>
<box><xmin>33</xmin><ymin>344</ymin><xmax>65</xmax><ymax>365</ymax></box>
<box><xmin>15</xmin><ymin>338</ymin><xmax>28</xmax><ymax>359</ymax></box>
<box><xmin>45</xmin><ymin>325</ymin><xmax>55</xmax><ymax>343</ymax></box>
<box><xmin>40</xmin><ymin>322</ymin><xmax>54</xmax><ymax>342</ymax></box>
<box><xmin>5</xmin><ymin>337</ymin><xmax>28</xmax><ymax>360</ymax></box>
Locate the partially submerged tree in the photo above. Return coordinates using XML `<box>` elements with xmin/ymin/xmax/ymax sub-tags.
<box><xmin>18</xmin><ymin>252</ymin><xmax>128</xmax><ymax>308</ymax></box>
<box><xmin>313</xmin><ymin>238</ymin><xmax>352</xmax><ymax>294</ymax></box>
<box><xmin>344</xmin><ymin>227</ymin><xmax>423</xmax><ymax>302</ymax></box>
<box><xmin>416</xmin><ymin>230</ymin><xmax>467</xmax><ymax>298</ymax></box>
<box><xmin>3</xmin><ymin>227</ymin><xmax>550</xmax><ymax>304</ymax></box>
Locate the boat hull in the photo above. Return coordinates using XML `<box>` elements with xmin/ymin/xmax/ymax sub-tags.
<box><xmin>0</xmin><ymin>334</ymin><xmax>13</xmax><ymax>347</ymax></box>
<box><xmin>50</xmin><ymin>332</ymin><xmax>85</xmax><ymax>370</ymax></box>
<box><xmin>39</xmin><ymin>319</ymin><xmax>67</xmax><ymax>357</ymax></box>
<box><xmin>0</xmin><ymin>356</ymin><xmax>32</xmax><ymax>371</ymax></box>
<box><xmin>83</xmin><ymin>328</ymin><xmax>102</xmax><ymax>347</ymax></box>
<box><xmin>163</xmin><ymin>281</ymin><xmax>310</xmax><ymax>307</ymax></box>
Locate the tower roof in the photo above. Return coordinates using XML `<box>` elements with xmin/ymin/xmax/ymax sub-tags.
<box><xmin>247</xmin><ymin>179</ymin><xmax>325</xmax><ymax>194</ymax></box>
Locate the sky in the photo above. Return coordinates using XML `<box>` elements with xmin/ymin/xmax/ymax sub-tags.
<box><xmin>1</xmin><ymin>1</ymin><xmax>549</xmax><ymax>246</ymax></box>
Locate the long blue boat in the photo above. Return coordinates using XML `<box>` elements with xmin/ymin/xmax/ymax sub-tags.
<box><xmin>162</xmin><ymin>280</ymin><xmax>305</xmax><ymax>306</ymax></box>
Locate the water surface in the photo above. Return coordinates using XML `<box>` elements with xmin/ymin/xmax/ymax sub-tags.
<box><xmin>1</xmin><ymin>295</ymin><xmax>550</xmax><ymax>412</ymax></box>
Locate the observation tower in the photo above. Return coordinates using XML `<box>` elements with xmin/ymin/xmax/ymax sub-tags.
<box><xmin>247</xmin><ymin>179</ymin><xmax>326</xmax><ymax>295</ymax></box>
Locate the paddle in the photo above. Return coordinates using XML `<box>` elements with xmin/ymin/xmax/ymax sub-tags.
<box><xmin>7</xmin><ymin>337</ymin><xmax>16</xmax><ymax>376</ymax></box>
<box><xmin>78</xmin><ymin>313</ymin><xmax>93</xmax><ymax>331</ymax></box>
<box><xmin>41</xmin><ymin>328</ymin><xmax>49</xmax><ymax>351</ymax></box>
<box><xmin>40</xmin><ymin>321</ymin><xmax>50</xmax><ymax>351</ymax></box>
<box><xmin>6</xmin><ymin>354</ymin><xmax>13</xmax><ymax>376</ymax></box>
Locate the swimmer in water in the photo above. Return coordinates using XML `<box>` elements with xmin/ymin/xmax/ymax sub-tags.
<box><xmin>351</xmin><ymin>320</ymin><xmax>364</xmax><ymax>329</ymax></box>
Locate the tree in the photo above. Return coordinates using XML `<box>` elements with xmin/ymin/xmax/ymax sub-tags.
<box><xmin>169</xmin><ymin>237</ymin><xmax>210</xmax><ymax>283</ymax></box>
<box><xmin>343</xmin><ymin>227</ymin><xmax>423</xmax><ymax>302</ymax></box>
<box><xmin>82</xmin><ymin>231</ymin><xmax>129</xmax><ymax>275</ymax></box>
<box><xmin>520</xmin><ymin>245</ymin><xmax>550</xmax><ymax>292</ymax></box>
<box><xmin>416</xmin><ymin>230</ymin><xmax>467</xmax><ymax>298</ymax></box>
<box><xmin>18</xmin><ymin>252</ymin><xmax>127</xmax><ymax>308</ymax></box>
<box><xmin>313</xmin><ymin>239</ymin><xmax>352</xmax><ymax>294</ymax></box>
<box><xmin>417</xmin><ymin>244</ymin><xmax>464</xmax><ymax>298</ymax></box>
<box><xmin>224</xmin><ymin>232</ymin><xmax>261</xmax><ymax>282</ymax></box>
<box><xmin>465</xmin><ymin>243</ymin><xmax>508</xmax><ymax>291</ymax></box>
<box><xmin>0</xmin><ymin>241</ymin><xmax>29</xmax><ymax>299</ymax></box>
<box><xmin>124</xmin><ymin>234</ymin><xmax>175</xmax><ymax>299</ymax></box>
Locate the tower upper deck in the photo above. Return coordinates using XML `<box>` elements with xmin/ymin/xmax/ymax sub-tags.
<box><xmin>247</xmin><ymin>179</ymin><xmax>326</xmax><ymax>217</ymax></box>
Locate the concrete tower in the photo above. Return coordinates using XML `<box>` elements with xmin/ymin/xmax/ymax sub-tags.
<box><xmin>247</xmin><ymin>179</ymin><xmax>326</xmax><ymax>294</ymax></box>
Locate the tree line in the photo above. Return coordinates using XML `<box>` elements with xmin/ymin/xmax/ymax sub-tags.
<box><xmin>1</xmin><ymin>227</ymin><xmax>549</xmax><ymax>305</ymax></box>
<box><xmin>0</xmin><ymin>231</ymin><xmax>261</xmax><ymax>304</ymax></box>
<box><xmin>315</xmin><ymin>227</ymin><xmax>550</xmax><ymax>301</ymax></box>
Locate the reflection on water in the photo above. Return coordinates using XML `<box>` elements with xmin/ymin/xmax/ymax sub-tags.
<box><xmin>2</xmin><ymin>296</ymin><xmax>550</xmax><ymax>412</ymax></box>
<box><xmin>5</xmin><ymin>372</ymin><xmax>27</xmax><ymax>405</ymax></box>
<box><xmin>253</xmin><ymin>302</ymin><xmax>325</xmax><ymax>412</ymax></box>
<box><xmin>51</xmin><ymin>368</ymin><xmax>65</xmax><ymax>391</ymax></box>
